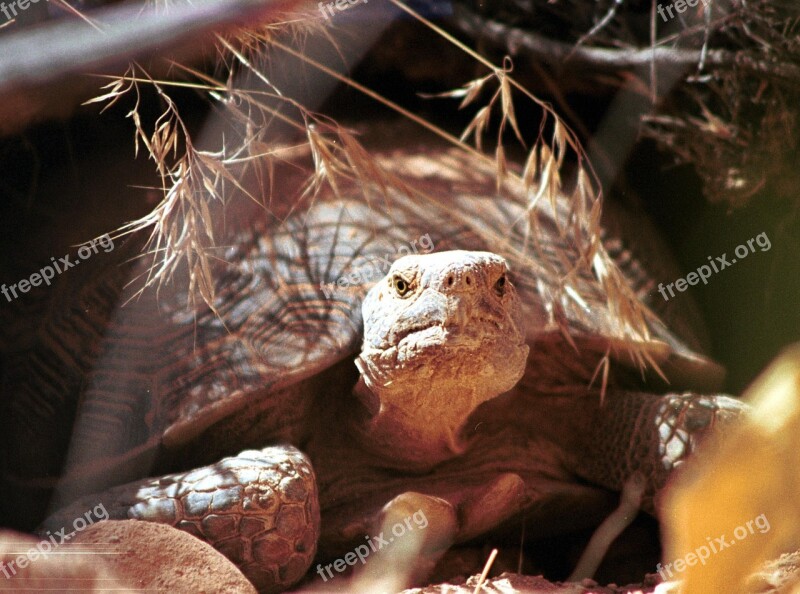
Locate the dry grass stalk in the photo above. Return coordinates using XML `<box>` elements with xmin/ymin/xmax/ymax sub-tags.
<box><xmin>472</xmin><ymin>548</ymin><xmax>498</xmax><ymax>594</ymax></box>
<box><xmin>86</xmin><ymin>0</ymin><xmax>658</xmax><ymax>372</ymax></box>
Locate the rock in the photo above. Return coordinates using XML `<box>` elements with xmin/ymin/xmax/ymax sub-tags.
<box><xmin>0</xmin><ymin>528</ymin><xmax>132</xmax><ymax>591</ymax></box>
<box><xmin>68</xmin><ymin>520</ymin><xmax>257</xmax><ymax>593</ymax></box>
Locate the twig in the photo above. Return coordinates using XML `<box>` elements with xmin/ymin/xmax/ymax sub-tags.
<box><xmin>472</xmin><ymin>548</ymin><xmax>498</xmax><ymax>594</ymax></box>
<box><xmin>448</xmin><ymin>4</ymin><xmax>800</xmax><ymax>82</ymax></box>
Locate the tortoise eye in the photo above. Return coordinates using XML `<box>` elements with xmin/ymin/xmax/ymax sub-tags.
<box><xmin>392</xmin><ymin>275</ymin><xmax>411</xmax><ymax>297</ymax></box>
<box><xmin>494</xmin><ymin>274</ymin><xmax>507</xmax><ymax>296</ymax></box>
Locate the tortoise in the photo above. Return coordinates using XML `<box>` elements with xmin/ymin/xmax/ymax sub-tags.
<box><xmin>0</xmin><ymin>141</ymin><xmax>748</xmax><ymax>592</ymax></box>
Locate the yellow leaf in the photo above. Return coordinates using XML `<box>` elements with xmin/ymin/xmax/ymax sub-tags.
<box><xmin>662</xmin><ymin>344</ymin><xmax>800</xmax><ymax>593</ymax></box>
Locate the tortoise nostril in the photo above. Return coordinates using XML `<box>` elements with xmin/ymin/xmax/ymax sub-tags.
<box><xmin>465</xmin><ymin>275</ymin><xmax>472</xmax><ymax>286</ymax></box>
<box><xmin>447</xmin><ymin>275</ymin><xmax>455</xmax><ymax>287</ymax></box>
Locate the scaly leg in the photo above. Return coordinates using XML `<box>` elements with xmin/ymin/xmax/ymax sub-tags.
<box><xmin>571</xmin><ymin>392</ymin><xmax>748</xmax><ymax>577</ymax></box>
<box><xmin>42</xmin><ymin>446</ymin><xmax>319</xmax><ymax>594</ymax></box>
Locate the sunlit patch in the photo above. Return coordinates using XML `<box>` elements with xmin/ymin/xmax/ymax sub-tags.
<box><xmin>662</xmin><ymin>344</ymin><xmax>800</xmax><ymax>593</ymax></box>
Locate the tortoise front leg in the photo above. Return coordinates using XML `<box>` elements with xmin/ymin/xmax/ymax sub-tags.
<box><xmin>567</xmin><ymin>392</ymin><xmax>748</xmax><ymax>579</ymax></box>
<box><xmin>575</xmin><ymin>392</ymin><xmax>748</xmax><ymax>513</ymax></box>
<box><xmin>42</xmin><ymin>446</ymin><xmax>319</xmax><ymax>594</ymax></box>
<box><xmin>346</xmin><ymin>492</ymin><xmax>458</xmax><ymax>592</ymax></box>
<box><xmin>329</xmin><ymin>476</ymin><xmax>525</xmax><ymax>591</ymax></box>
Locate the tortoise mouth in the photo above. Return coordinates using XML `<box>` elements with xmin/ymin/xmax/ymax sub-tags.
<box><xmin>402</xmin><ymin>327</ymin><xmax>493</xmax><ymax>350</ymax></box>
<box><xmin>391</xmin><ymin>318</ymin><xmax>511</xmax><ymax>351</ymax></box>
<box><xmin>391</xmin><ymin>324</ymin><xmax>528</xmax><ymax>373</ymax></box>
<box><xmin>359</xmin><ymin>322</ymin><xmax>528</xmax><ymax>388</ymax></box>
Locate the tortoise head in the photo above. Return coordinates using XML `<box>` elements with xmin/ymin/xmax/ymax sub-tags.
<box><xmin>354</xmin><ymin>250</ymin><xmax>529</xmax><ymax>466</ymax></box>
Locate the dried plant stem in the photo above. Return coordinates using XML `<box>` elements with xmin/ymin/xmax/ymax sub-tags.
<box><xmin>472</xmin><ymin>548</ymin><xmax>498</xmax><ymax>594</ymax></box>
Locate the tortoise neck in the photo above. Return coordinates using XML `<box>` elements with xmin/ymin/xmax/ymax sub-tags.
<box><xmin>347</xmin><ymin>378</ymin><xmax>478</xmax><ymax>469</ymax></box>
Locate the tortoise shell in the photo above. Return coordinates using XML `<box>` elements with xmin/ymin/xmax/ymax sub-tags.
<box><xmin>0</xmin><ymin>143</ymin><xmax>722</xmax><ymax>527</ymax></box>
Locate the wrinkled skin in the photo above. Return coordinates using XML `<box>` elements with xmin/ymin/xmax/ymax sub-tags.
<box><xmin>354</xmin><ymin>250</ymin><xmax>530</xmax><ymax>466</ymax></box>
